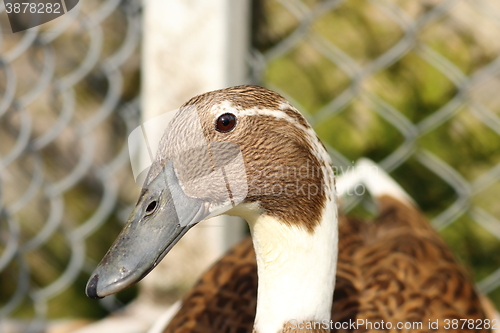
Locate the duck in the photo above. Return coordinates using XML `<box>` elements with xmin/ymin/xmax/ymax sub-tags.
<box><xmin>85</xmin><ymin>85</ymin><xmax>495</xmax><ymax>333</ymax></box>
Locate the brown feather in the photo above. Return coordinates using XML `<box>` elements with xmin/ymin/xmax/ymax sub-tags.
<box><xmin>183</xmin><ymin>85</ymin><xmax>331</xmax><ymax>232</ymax></box>
<box><xmin>164</xmin><ymin>196</ymin><xmax>490</xmax><ymax>333</ymax></box>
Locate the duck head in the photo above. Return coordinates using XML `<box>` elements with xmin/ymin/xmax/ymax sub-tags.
<box><xmin>86</xmin><ymin>85</ymin><xmax>338</xmax><ymax>333</ymax></box>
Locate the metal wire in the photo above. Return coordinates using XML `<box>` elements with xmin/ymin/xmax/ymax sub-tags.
<box><xmin>0</xmin><ymin>0</ymin><xmax>142</xmax><ymax>328</ymax></box>
<box><xmin>251</xmin><ymin>0</ymin><xmax>500</xmax><ymax>300</ymax></box>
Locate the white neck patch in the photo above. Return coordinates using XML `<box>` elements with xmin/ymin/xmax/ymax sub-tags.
<box><xmin>232</xmin><ymin>196</ymin><xmax>338</xmax><ymax>333</ymax></box>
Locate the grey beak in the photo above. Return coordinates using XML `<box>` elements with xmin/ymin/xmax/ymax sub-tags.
<box><xmin>85</xmin><ymin>160</ymin><xmax>208</xmax><ymax>299</ymax></box>
<box><xmin>86</xmin><ymin>140</ymin><xmax>248</xmax><ymax>299</ymax></box>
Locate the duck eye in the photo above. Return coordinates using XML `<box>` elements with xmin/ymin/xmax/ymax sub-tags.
<box><xmin>215</xmin><ymin>113</ymin><xmax>237</xmax><ymax>133</ymax></box>
<box><xmin>145</xmin><ymin>201</ymin><xmax>157</xmax><ymax>215</ymax></box>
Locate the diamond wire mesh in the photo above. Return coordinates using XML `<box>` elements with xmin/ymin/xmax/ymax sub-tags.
<box><xmin>0</xmin><ymin>0</ymin><xmax>142</xmax><ymax>329</ymax></box>
<box><xmin>250</xmin><ymin>0</ymin><xmax>500</xmax><ymax>305</ymax></box>
<box><xmin>1</xmin><ymin>0</ymin><xmax>500</xmax><ymax>329</ymax></box>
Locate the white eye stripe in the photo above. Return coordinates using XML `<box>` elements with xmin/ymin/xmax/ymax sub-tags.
<box><xmin>257</xmin><ymin>108</ymin><xmax>333</xmax><ymax>194</ymax></box>
<box><xmin>211</xmin><ymin>101</ymin><xmax>241</xmax><ymax>119</ymax></box>
<box><xmin>210</xmin><ymin>101</ymin><xmax>334</xmax><ymax>195</ymax></box>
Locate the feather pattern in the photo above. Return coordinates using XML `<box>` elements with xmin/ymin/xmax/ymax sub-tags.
<box><xmin>87</xmin><ymin>85</ymin><xmax>494</xmax><ymax>333</ymax></box>
<box><xmin>163</xmin><ymin>196</ymin><xmax>489</xmax><ymax>333</ymax></box>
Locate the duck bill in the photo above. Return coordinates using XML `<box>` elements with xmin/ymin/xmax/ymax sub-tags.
<box><xmin>86</xmin><ymin>141</ymin><xmax>248</xmax><ymax>299</ymax></box>
<box><xmin>85</xmin><ymin>160</ymin><xmax>209</xmax><ymax>299</ymax></box>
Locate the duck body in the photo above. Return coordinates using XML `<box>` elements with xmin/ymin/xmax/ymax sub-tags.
<box><xmin>86</xmin><ymin>85</ymin><xmax>492</xmax><ymax>333</ymax></box>
<box><xmin>163</xmin><ymin>195</ymin><xmax>488</xmax><ymax>333</ymax></box>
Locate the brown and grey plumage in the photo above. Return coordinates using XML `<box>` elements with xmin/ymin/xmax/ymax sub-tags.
<box><xmin>163</xmin><ymin>195</ymin><xmax>489</xmax><ymax>333</ymax></box>
<box><xmin>86</xmin><ymin>85</ymin><xmax>496</xmax><ymax>333</ymax></box>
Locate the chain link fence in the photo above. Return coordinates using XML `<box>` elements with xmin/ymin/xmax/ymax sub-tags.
<box><xmin>1</xmin><ymin>0</ymin><xmax>499</xmax><ymax>330</ymax></box>
<box><xmin>250</xmin><ymin>0</ymin><xmax>500</xmax><ymax>304</ymax></box>
<box><xmin>0</xmin><ymin>0</ymin><xmax>142</xmax><ymax>330</ymax></box>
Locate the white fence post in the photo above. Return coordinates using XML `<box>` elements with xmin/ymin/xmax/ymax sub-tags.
<box><xmin>140</xmin><ymin>0</ymin><xmax>250</xmax><ymax>304</ymax></box>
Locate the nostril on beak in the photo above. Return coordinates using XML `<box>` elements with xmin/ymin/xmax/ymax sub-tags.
<box><xmin>86</xmin><ymin>274</ymin><xmax>103</xmax><ymax>299</ymax></box>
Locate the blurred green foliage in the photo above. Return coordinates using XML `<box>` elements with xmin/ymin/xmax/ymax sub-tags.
<box><xmin>254</xmin><ymin>0</ymin><xmax>500</xmax><ymax>307</ymax></box>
